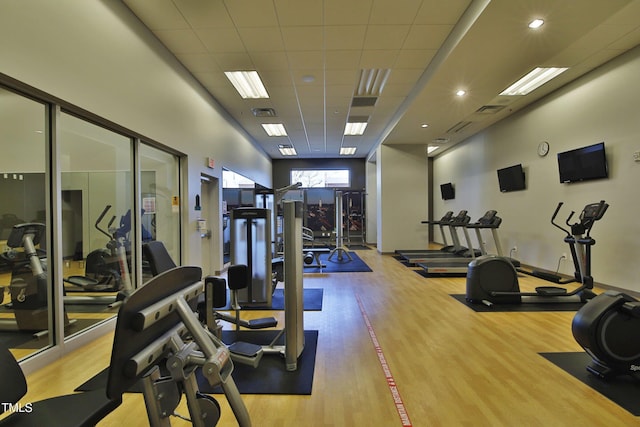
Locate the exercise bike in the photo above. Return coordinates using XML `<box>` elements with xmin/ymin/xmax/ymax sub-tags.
<box><xmin>0</xmin><ymin>223</ymin><xmax>71</xmax><ymax>333</ymax></box>
<box><xmin>466</xmin><ymin>200</ymin><xmax>608</xmax><ymax>306</ymax></box>
<box><xmin>572</xmin><ymin>290</ymin><xmax>640</xmax><ymax>380</ymax></box>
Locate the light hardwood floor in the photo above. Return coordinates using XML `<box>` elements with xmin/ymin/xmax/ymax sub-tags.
<box><xmin>7</xmin><ymin>249</ymin><xmax>637</xmax><ymax>426</ymax></box>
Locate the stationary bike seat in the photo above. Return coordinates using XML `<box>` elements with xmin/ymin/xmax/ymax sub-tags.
<box><xmin>535</xmin><ymin>286</ymin><xmax>567</xmax><ymax>296</ymax></box>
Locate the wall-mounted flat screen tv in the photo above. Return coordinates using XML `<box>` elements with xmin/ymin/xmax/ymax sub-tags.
<box><xmin>440</xmin><ymin>183</ymin><xmax>455</xmax><ymax>200</ymax></box>
<box><xmin>497</xmin><ymin>164</ymin><xmax>526</xmax><ymax>192</ymax></box>
<box><xmin>557</xmin><ymin>142</ymin><xmax>608</xmax><ymax>183</ymax></box>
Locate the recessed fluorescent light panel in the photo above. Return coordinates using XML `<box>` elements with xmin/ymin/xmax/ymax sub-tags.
<box><xmin>427</xmin><ymin>146</ymin><xmax>439</xmax><ymax>154</ymax></box>
<box><xmin>224</xmin><ymin>71</ymin><xmax>269</xmax><ymax>99</ymax></box>
<box><xmin>278</xmin><ymin>144</ymin><xmax>297</xmax><ymax>156</ymax></box>
<box><xmin>340</xmin><ymin>147</ymin><xmax>357</xmax><ymax>155</ymax></box>
<box><xmin>344</xmin><ymin>122</ymin><xmax>368</xmax><ymax>136</ymax></box>
<box><xmin>261</xmin><ymin>123</ymin><xmax>287</xmax><ymax>136</ymax></box>
<box><xmin>500</xmin><ymin>67</ymin><xmax>569</xmax><ymax>96</ymax></box>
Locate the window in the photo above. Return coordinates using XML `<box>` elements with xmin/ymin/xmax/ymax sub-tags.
<box><xmin>291</xmin><ymin>169</ymin><xmax>350</xmax><ymax>188</ymax></box>
<box><xmin>222</xmin><ymin>169</ymin><xmax>255</xmax><ymax>188</ymax></box>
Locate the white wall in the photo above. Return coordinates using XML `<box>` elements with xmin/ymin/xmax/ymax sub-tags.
<box><xmin>433</xmin><ymin>45</ymin><xmax>640</xmax><ymax>292</ymax></box>
<box><xmin>0</xmin><ymin>0</ymin><xmax>272</xmax><ymax>266</ymax></box>
<box><xmin>376</xmin><ymin>144</ymin><xmax>430</xmax><ymax>253</ymax></box>
<box><xmin>365</xmin><ymin>159</ymin><xmax>378</xmax><ymax>245</ymax></box>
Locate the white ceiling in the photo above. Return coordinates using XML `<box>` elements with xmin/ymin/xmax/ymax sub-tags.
<box><xmin>122</xmin><ymin>0</ymin><xmax>640</xmax><ymax>159</ymax></box>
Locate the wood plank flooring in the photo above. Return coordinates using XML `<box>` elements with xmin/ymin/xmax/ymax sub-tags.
<box><xmin>6</xmin><ymin>249</ymin><xmax>637</xmax><ymax>426</ymax></box>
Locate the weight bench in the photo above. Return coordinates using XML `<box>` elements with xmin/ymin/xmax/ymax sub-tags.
<box><xmin>2</xmin><ymin>265</ymin><xmax>250</xmax><ymax>426</ymax></box>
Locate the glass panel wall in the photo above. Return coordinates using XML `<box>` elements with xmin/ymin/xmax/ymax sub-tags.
<box><xmin>59</xmin><ymin>113</ymin><xmax>135</xmax><ymax>338</ymax></box>
<box><xmin>140</xmin><ymin>143</ymin><xmax>180</xmax><ymax>280</ymax></box>
<box><xmin>0</xmin><ymin>87</ymin><xmax>51</xmax><ymax>358</ymax></box>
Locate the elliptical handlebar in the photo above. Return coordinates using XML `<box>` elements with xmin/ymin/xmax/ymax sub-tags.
<box><xmin>550</xmin><ymin>200</ymin><xmax>608</xmax><ymax>238</ymax></box>
<box><xmin>550</xmin><ymin>202</ymin><xmax>571</xmax><ymax>236</ymax></box>
<box><xmin>95</xmin><ymin>205</ymin><xmax>114</xmax><ymax>240</ymax></box>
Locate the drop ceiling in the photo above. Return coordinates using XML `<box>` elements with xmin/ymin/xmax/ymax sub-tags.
<box><xmin>122</xmin><ymin>0</ymin><xmax>640</xmax><ymax>159</ymax></box>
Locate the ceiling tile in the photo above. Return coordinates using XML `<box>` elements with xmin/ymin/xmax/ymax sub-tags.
<box><xmin>212</xmin><ymin>52</ymin><xmax>255</xmax><ymax>70</ymax></box>
<box><xmin>224</xmin><ymin>0</ymin><xmax>279</xmax><ymax>27</ymax></box>
<box><xmin>324</xmin><ymin>0</ymin><xmax>373</xmax><ymax>25</ymax></box>
<box><xmin>274</xmin><ymin>0</ymin><xmax>323</xmax><ymax>26</ymax></box>
<box><xmin>249</xmin><ymin>51</ymin><xmax>290</xmax><ymax>70</ymax></box>
<box><xmin>173</xmin><ymin>0</ymin><xmax>235</xmax><ymax>28</ymax></box>
<box><xmin>153</xmin><ymin>29</ymin><xmax>208</xmax><ymax>54</ymax></box>
<box><xmin>123</xmin><ymin>0</ymin><xmax>188</xmax><ymax>30</ymax></box>
<box><xmin>363</xmin><ymin>25</ymin><xmax>411</xmax><ymax>50</ymax></box>
<box><xmin>281</xmin><ymin>26</ymin><xmax>324</xmax><ymax>51</ymax></box>
<box><xmin>325</xmin><ymin>26</ymin><xmax>367</xmax><ymax>50</ymax></box>
<box><xmin>238</xmin><ymin>27</ymin><xmax>285</xmax><ymax>52</ymax></box>
<box><xmin>403</xmin><ymin>25</ymin><xmax>453</xmax><ymax>50</ymax></box>
<box><xmin>414</xmin><ymin>0</ymin><xmax>472</xmax><ymax>25</ymax></box>
<box><xmin>368</xmin><ymin>0</ymin><xmax>423</xmax><ymax>25</ymax></box>
<box><xmin>195</xmin><ymin>28</ymin><xmax>245</xmax><ymax>53</ymax></box>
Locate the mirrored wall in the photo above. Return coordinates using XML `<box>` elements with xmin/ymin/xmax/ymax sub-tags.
<box><xmin>0</xmin><ymin>85</ymin><xmax>182</xmax><ymax>360</ymax></box>
<box><xmin>0</xmin><ymin>87</ymin><xmax>51</xmax><ymax>359</ymax></box>
<box><xmin>59</xmin><ymin>112</ymin><xmax>135</xmax><ymax>338</ymax></box>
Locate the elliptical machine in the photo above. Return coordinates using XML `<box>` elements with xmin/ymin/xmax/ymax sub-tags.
<box><xmin>466</xmin><ymin>200</ymin><xmax>608</xmax><ymax>306</ymax></box>
<box><xmin>572</xmin><ymin>290</ymin><xmax>640</xmax><ymax>380</ymax></box>
<box><xmin>64</xmin><ymin>205</ymin><xmax>133</xmax><ymax>300</ymax></box>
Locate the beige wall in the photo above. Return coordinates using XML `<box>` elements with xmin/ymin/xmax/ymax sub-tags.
<box><xmin>432</xmin><ymin>45</ymin><xmax>640</xmax><ymax>292</ymax></box>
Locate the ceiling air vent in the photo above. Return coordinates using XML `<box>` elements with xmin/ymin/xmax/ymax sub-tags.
<box><xmin>447</xmin><ymin>121</ymin><xmax>473</xmax><ymax>134</ymax></box>
<box><xmin>475</xmin><ymin>105</ymin><xmax>505</xmax><ymax>114</ymax></box>
<box><xmin>251</xmin><ymin>107</ymin><xmax>277</xmax><ymax>117</ymax></box>
<box><xmin>351</xmin><ymin>97</ymin><xmax>378</xmax><ymax>107</ymax></box>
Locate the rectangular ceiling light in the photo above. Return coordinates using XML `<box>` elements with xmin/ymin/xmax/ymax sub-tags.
<box><xmin>344</xmin><ymin>122</ymin><xmax>368</xmax><ymax>136</ymax></box>
<box><xmin>261</xmin><ymin>123</ymin><xmax>287</xmax><ymax>136</ymax></box>
<box><xmin>500</xmin><ymin>67</ymin><xmax>569</xmax><ymax>96</ymax></box>
<box><xmin>356</xmin><ymin>69</ymin><xmax>391</xmax><ymax>97</ymax></box>
<box><xmin>340</xmin><ymin>147</ymin><xmax>357</xmax><ymax>156</ymax></box>
<box><xmin>278</xmin><ymin>144</ymin><xmax>297</xmax><ymax>156</ymax></box>
<box><xmin>224</xmin><ymin>71</ymin><xmax>269</xmax><ymax>99</ymax></box>
<box><xmin>427</xmin><ymin>146</ymin><xmax>439</xmax><ymax>154</ymax></box>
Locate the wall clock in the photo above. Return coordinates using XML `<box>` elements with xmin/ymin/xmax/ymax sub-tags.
<box><xmin>537</xmin><ymin>141</ymin><xmax>550</xmax><ymax>157</ymax></box>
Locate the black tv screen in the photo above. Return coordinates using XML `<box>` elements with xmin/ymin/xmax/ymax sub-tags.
<box><xmin>557</xmin><ymin>142</ymin><xmax>608</xmax><ymax>183</ymax></box>
<box><xmin>440</xmin><ymin>183</ymin><xmax>455</xmax><ymax>200</ymax></box>
<box><xmin>497</xmin><ymin>164</ymin><xmax>525</xmax><ymax>192</ymax></box>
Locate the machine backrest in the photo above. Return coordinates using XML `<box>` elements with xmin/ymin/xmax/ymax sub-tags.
<box><xmin>227</xmin><ymin>264</ymin><xmax>249</xmax><ymax>291</ymax></box>
<box><xmin>106</xmin><ymin>265</ymin><xmax>202</xmax><ymax>399</ymax></box>
<box><xmin>142</xmin><ymin>241</ymin><xmax>177</xmax><ymax>276</ymax></box>
<box><xmin>0</xmin><ymin>345</ymin><xmax>28</xmax><ymax>413</ymax></box>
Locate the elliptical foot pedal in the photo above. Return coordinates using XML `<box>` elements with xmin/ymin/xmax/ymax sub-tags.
<box><xmin>535</xmin><ymin>286</ymin><xmax>567</xmax><ymax>296</ymax></box>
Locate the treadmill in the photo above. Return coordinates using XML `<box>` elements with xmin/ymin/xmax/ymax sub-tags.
<box><xmin>416</xmin><ymin>211</ymin><xmax>501</xmax><ymax>275</ymax></box>
<box><xmin>396</xmin><ymin>210</ymin><xmax>476</xmax><ymax>264</ymax></box>
<box><xmin>394</xmin><ymin>211</ymin><xmax>455</xmax><ymax>259</ymax></box>
<box><xmin>401</xmin><ymin>210</ymin><xmax>476</xmax><ymax>265</ymax></box>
